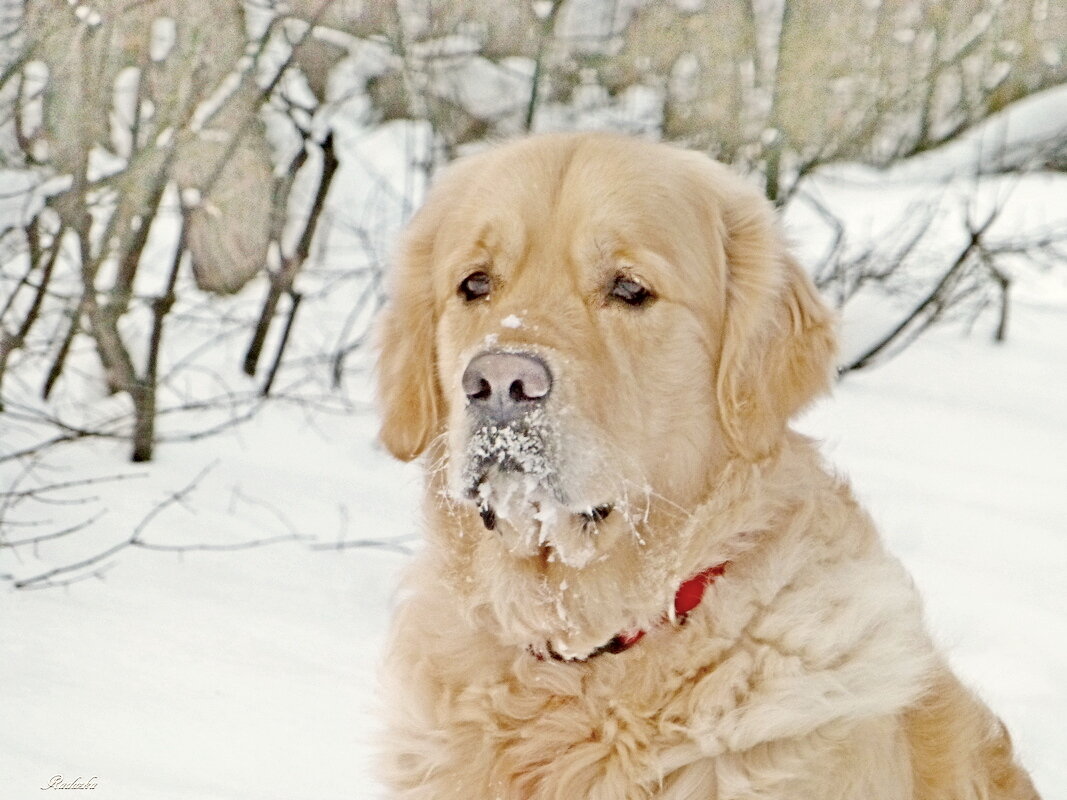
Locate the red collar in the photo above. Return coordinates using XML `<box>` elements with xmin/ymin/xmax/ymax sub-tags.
<box><xmin>546</xmin><ymin>562</ymin><xmax>728</xmax><ymax>661</ymax></box>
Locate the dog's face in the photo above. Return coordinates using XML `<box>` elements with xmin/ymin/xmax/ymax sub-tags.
<box><xmin>377</xmin><ymin>134</ymin><xmax>835</xmax><ymax>570</ymax></box>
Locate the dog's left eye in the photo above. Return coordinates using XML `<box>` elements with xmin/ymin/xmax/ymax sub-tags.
<box><xmin>458</xmin><ymin>271</ymin><xmax>492</xmax><ymax>302</ymax></box>
<box><xmin>610</xmin><ymin>275</ymin><xmax>654</xmax><ymax>307</ymax></box>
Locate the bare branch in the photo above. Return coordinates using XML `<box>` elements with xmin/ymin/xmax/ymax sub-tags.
<box><xmin>244</xmin><ymin>132</ymin><xmax>339</xmax><ymax>377</ymax></box>
<box><xmin>842</xmin><ymin>210</ymin><xmax>999</xmax><ymax>373</ymax></box>
<box><xmin>261</xmin><ymin>289</ymin><xmax>303</xmax><ymax>397</ymax></box>
<box><xmin>133</xmin><ymin>534</ymin><xmax>313</xmax><ymax>553</ymax></box>
<box><xmin>11</xmin><ymin>462</ymin><xmax>216</xmax><ymax>590</ymax></box>
<box><xmin>311</xmin><ymin>537</ymin><xmax>417</xmax><ymax>555</ymax></box>
<box><xmin>524</xmin><ymin>0</ymin><xmax>566</xmax><ymax>132</ymax></box>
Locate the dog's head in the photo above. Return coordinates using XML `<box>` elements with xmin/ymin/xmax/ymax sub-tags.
<box><xmin>377</xmin><ymin>133</ymin><xmax>835</xmax><ymax>569</ymax></box>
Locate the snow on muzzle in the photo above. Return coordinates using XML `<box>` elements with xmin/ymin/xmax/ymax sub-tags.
<box><xmin>459</xmin><ymin>409</ymin><xmax>612</xmax><ymax>532</ymax></box>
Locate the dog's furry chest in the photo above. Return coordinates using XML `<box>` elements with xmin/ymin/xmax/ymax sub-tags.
<box><xmin>381</xmin><ymin>541</ymin><xmax>935</xmax><ymax>799</ymax></box>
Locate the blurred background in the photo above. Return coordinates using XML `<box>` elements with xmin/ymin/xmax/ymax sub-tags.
<box><xmin>1</xmin><ymin>1</ymin><xmax>1065</xmax><ymax>798</ymax></box>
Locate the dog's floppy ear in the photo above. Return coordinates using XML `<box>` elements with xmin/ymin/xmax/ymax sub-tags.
<box><xmin>714</xmin><ymin>186</ymin><xmax>837</xmax><ymax>460</ymax></box>
<box><xmin>376</xmin><ymin>161</ymin><xmax>478</xmax><ymax>461</ymax></box>
<box><xmin>376</xmin><ymin>207</ymin><xmax>442</xmax><ymax>461</ymax></box>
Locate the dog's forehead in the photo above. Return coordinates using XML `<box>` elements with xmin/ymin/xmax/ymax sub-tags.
<box><xmin>460</xmin><ymin>136</ymin><xmax>684</xmax><ymax>217</ymax></box>
<box><xmin>431</xmin><ymin>137</ymin><xmax>726</xmax><ymax>293</ymax></box>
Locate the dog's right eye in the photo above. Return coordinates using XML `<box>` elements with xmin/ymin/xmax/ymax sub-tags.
<box><xmin>458</xmin><ymin>271</ymin><xmax>491</xmax><ymax>302</ymax></box>
<box><xmin>610</xmin><ymin>275</ymin><xmax>654</xmax><ymax>307</ymax></box>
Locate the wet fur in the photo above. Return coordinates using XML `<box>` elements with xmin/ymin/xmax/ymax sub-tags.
<box><xmin>375</xmin><ymin>133</ymin><xmax>1038</xmax><ymax>799</ymax></box>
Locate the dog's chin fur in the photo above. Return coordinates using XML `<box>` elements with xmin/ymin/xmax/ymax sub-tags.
<box><xmin>448</xmin><ymin>404</ymin><xmax>636</xmax><ymax>569</ymax></box>
<box><xmin>461</xmin><ymin>481</ymin><xmax>608</xmax><ymax>570</ymax></box>
<box><xmin>375</xmin><ymin>133</ymin><xmax>1040</xmax><ymax>799</ymax></box>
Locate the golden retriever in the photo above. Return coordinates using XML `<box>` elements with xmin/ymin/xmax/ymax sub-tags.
<box><xmin>374</xmin><ymin>132</ymin><xmax>1039</xmax><ymax>799</ymax></box>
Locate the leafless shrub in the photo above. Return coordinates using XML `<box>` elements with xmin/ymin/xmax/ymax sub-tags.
<box><xmin>0</xmin><ymin>0</ymin><xmax>377</xmax><ymax>464</ymax></box>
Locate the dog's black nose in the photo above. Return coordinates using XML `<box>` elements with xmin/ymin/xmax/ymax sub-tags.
<box><xmin>462</xmin><ymin>352</ymin><xmax>552</xmax><ymax>421</ymax></box>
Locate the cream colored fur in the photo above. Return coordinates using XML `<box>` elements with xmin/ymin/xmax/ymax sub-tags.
<box><xmin>375</xmin><ymin>133</ymin><xmax>1039</xmax><ymax>799</ymax></box>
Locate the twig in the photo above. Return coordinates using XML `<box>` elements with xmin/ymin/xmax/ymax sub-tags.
<box><xmin>12</xmin><ymin>462</ymin><xmax>216</xmax><ymax>589</ymax></box>
<box><xmin>311</xmin><ymin>537</ymin><xmax>417</xmax><ymax>555</ymax></box>
<box><xmin>261</xmin><ymin>290</ymin><xmax>303</xmax><ymax>397</ymax></box>
<box><xmin>17</xmin><ymin>563</ymin><xmax>117</xmax><ymax>592</ymax></box>
<box><xmin>330</xmin><ymin>265</ymin><xmax>384</xmax><ymax>387</ymax></box>
<box><xmin>0</xmin><ymin>219</ymin><xmax>65</xmax><ymax>407</ymax></box>
<box><xmin>524</xmin><ymin>0</ymin><xmax>566</xmax><ymax>132</ymax></box>
<box><xmin>244</xmin><ymin>132</ymin><xmax>338</xmax><ymax>377</ymax></box>
<box><xmin>2</xmin><ymin>512</ymin><xmax>106</xmax><ymax>549</ymax></box>
<box><xmin>227</xmin><ymin>485</ymin><xmax>300</xmax><ymax>538</ymax></box>
<box><xmin>842</xmin><ymin>211</ymin><xmax>998</xmax><ymax>373</ymax></box>
<box><xmin>132</xmin><ymin>211</ymin><xmax>188</xmax><ymax>462</ymax></box>
<box><xmin>134</xmin><ymin>534</ymin><xmax>313</xmax><ymax>553</ymax></box>
<box><xmin>1</xmin><ymin>472</ymin><xmax>145</xmax><ymax>503</ymax></box>
<box><xmin>41</xmin><ymin>299</ymin><xmax>81</xmax><ymax>400</ymax></box>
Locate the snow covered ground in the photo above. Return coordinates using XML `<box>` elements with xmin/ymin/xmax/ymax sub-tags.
<box><xmin>3</xmin><ymin>280</ymin><xmax>1065</xmax><ymax>799</ymax></box>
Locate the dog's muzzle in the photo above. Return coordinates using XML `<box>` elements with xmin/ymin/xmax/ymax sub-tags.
<box><xmin>458</xmin><ymin>350</ymin><xmax>613</xmax><ymax>535</ymax></box>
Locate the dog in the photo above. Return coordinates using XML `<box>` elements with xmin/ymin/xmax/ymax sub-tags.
<box><xmin>374</xmin><ymin>132</ymin><xmax>1039</xmax><ymax>799</ymax></box>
